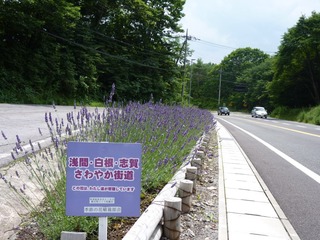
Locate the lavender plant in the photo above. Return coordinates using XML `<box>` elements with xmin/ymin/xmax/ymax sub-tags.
<box><xmin>1</xmin><ymin>98</ymin><xmax>215</xmax><ymax>239</ymax></box>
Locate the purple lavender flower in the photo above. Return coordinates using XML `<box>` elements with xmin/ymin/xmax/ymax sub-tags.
<box><xmin>15</xmin><ymin>142</ymin><xmax>20</xmax><ymax>151</ymax></box>
<box><xmin>45</xmin><ymin>112</ymin><xmax>48</xmax><ymax>123</ymax></box>
<box><xmin>49</xmin><ymin>112</ymin><xmax>53</xmax><ymax>125</ymax></box>
<box><xmin>108</xmin><ymin>83</ymin><xmax>116</xmax><ymax>103</ymax></box>
<box><xmin>171</xmin><ymin>182</ymin><xmax>177</xmax><ymax>188</ymax></box>
<box><xmin>66</xmin><ymin>125</ymin><xmax>72</xmax><ymax>136</ymax></box>
<box><xmin>1</xmin><ymin>131</ymin><xmax>7</xmax><ymax>140</ymax></box>
<box><xmin>29</xmin><ymin>139</ymin><xmax>34</xmax><ymax>152</ymax></box>
<box><xmin>11</xmin><ymin>152</ymin><xmax>16</xmax><ymax>160</ymax></box>
<box><xmin>25</xmin><ymin>156</ymin><xmax>31</xmax><ymax>165</ymax></box>
<box><xmin>38</xmin><ymin>128</ymin><xmax>43</xmax><ymax>136</ymax></box>
<box><xmin>48</xmin><ymin>126</ymin><xmax>53</xmax><ymax>137</ymax></box>
<box><xmin>2</xmin><ymin>176</ymin><xmax>8</xmax><ymax>184</ymax></box>
<box><xmin>16</xmin><ymin>135</ymin><xmax>21</xmax><ymax>144</ymax></box>
<box><xmin>53</xmin><ymin>137</ymin><xmax>59</xmax><ymax>148</ymax></box>
<box><xmin>15</xmin><ymin>170</ymin><xmax>20</xmax><ymax>178</ymax></box>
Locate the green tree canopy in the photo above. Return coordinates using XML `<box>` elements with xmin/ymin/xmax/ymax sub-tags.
<box><xmin>0</xmin><ymin>0</ymin><xmax>186</xmax><ymax>104</ymax></box>
<box><xmin>217</xmin><ymin>47</ymin><xmax>269</xmax><ymax>108</ymax></box>
<box><xmin>269</xmin><ymin>12</ymin><xmax>320</xmax><ymax>107</ymax></box>
<box><xmin>185</xmin><ymin>60</ymin><xmax>216</xmax><ymax>108</ymax></box>
<box><xmin>237</xmin><ymin>57</ymin><xmax>275</xmax><ymax>110</ymax></box>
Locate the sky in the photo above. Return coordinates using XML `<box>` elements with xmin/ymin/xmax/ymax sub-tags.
<box><xmin>179</xmin><ymin>0</ymin><xmax>320</xmax><ymax>64</ymax></box>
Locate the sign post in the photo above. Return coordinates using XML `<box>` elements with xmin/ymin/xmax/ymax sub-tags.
<box><xmin>99</xmin><ymin>217</ymin><xmax>108</xmax><ymax>239</ymax></box>
<box><xmin>65</xmin><ymin>142</ymin><xmax>142</xmax><ymax>239</ymax></box>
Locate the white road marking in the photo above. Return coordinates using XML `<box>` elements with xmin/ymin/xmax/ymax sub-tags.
<box><xmin>220</xmin><ymin>119</ymin><xmax>320</xmax><ymax>184</ymax></box>
<box><xmin>295</xmin><ymin>125</ymin><xmax>307</xmax><ymax>128</ymax></box>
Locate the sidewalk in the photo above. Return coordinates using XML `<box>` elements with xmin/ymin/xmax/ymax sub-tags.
<box><xmin>217</xmin><ymin>122</ymin><xmax>301</xmax><ymax>240</ymax></box>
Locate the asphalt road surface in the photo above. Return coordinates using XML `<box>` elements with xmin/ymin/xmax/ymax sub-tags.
<box><xmin>0</xmin><ymin>104</ymin><xmax>100</xmax><ymax>167</ymax></box>
<box><xmin>216</xmin><ymin>112</ymin><xmax>320</xmax><ymax>240</ymax></box>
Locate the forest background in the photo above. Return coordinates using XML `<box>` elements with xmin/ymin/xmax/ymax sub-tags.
<box><xmin>1</xmin><ymin>0</ymin><xmax>320</xmax><ymax>122</ymax></box>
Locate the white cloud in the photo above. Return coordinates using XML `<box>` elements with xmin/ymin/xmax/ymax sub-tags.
<box><xmin>180</xmin><ymin>0</ymin><xmax>320</xmax><ymax>63</ymax></box>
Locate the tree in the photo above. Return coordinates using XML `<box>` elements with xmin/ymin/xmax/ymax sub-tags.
<box><xmin>0</xmin><ymin>0</ymin><xmax>83</xmax><ymax>103</ymax></box>
<box><xmin>0</xmin><ymin>0</ymin><xmax>187</xmax><ymax>104</ymax></box>
<box><xmin>78</xmin><ymin>0</ymin><xmax>186</xmax><ymax>103</ymax></box>
<box><xmin>238</xmin><ymin>57</ymin><xmax>275</xmax><ymax>111</ymax></box>
<box><xmin>217</xmin><ymin>48</ymin><xmax>269</xmax><ymax>109</ymax></box>
<box><xmin>269</xmin><ymin>12</ymin><xmax>320</xmax><ymax>107</ymax></box>
<box><xmin>183</xmin><ymin>60</ymin><xmax>216</xmax><ymax>109</ymax></box>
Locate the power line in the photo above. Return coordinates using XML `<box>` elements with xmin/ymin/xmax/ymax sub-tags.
<box><xmin>185</xmin><ymin>35</ymin><xmax>277</xmax><ymax>54</ymax></box>
<box><xmin>42</xmin><ymin>29</ymin><xmax>175</xmax><ymax>71</ymax></box>
<box><xmin>90</xmin><ymin>29</ymin><xmax>176</xmax><ymax>58</ymax></box>
<box><xmin>194</xmin><ymin>39</ymin><xmax>237</xmax><ymax>50</ymax></box>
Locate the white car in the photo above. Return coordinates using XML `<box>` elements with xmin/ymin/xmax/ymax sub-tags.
<box><xmin>251</xmin><ymin>106</ymin><xmax>268</xmax><ymax>118</ymax></box>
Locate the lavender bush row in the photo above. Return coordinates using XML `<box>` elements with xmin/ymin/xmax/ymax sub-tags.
<box><xmin>1</xmin><ymin>101</ymin><xmax>215</xmax><ymax>239</ymax></box>
<box><xmin>60</xmin><ymin>102</ymin><xmax>215</xmax><ymax>191</ymax></box>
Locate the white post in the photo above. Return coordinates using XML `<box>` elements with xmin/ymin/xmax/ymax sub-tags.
<box><xmin>185</xmin><ymin>166</ymin><xmax>197</xmax><ymax>193</ymax></box>
<box><xmin>191</xmin><ymin>158</ymin><xmax>202</xmax><ymax>171</ymax></box>
<box><xmin>99</xmin><ymin>217</ymin><xmax>108</xmax><ymax>240</ymax></box>
<box><xmin>163</xmin><ymin>197</ymin><xmax>181</xmax><ymax>240</ymax></box>
<box><xmin>179</xmin><ymin>179</ymin><xmax>193</xmax><ymax>213</ymax></box>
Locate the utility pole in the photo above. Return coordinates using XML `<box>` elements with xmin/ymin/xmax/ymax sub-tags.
<box><xmin>181</xmin><ymin>29</ymin><xmax>188</xmax><ymax>102</ymax></box>
<box><xmin>188</xmin><ymin>59</ymin><xmax>195</xmax><ymax>106</ymax></box>
<box><xmin>218</xmin><ymin>68</ymin><xmax>222</xmax><ymax>105</ymax></box>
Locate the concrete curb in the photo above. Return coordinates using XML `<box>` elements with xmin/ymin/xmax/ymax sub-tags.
<box><xmin>216</xmin><ymin>121</ymin><xmax>301</xmax><ymax>240</ymax></box>
<box><xmin>217</xmin><ymin>124</ymin><xmax>228</xmax><ymax>240</ymax></box>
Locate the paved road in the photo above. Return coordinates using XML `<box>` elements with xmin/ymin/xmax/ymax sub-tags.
<box><xmin>0</xmin><ymin>104</ymin><xmax>107</xmax><ymax>239</ymax></box>
<box><xmin>216</xmin><ymin>112</ymin><xmax>320</xmax><ymax>240</ymax></box>
<box><xmin>0</xmin><ymin>104</ymin><xmax>102</xmax><ymax>167</ymax></box>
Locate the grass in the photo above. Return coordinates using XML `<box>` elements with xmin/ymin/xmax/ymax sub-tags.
<box><xmin>1</xmin><ymin>101</ymin><xmax>215</xmax><ymax>239</ymax></box>
<box><xmin>271</xmin><ymin>105</ymin><xmax>320</xmax><ymax>125</ymax></box>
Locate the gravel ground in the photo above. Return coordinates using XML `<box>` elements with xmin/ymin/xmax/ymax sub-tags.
<box><xmin>179</xmin><ymin>128</ymin><xmax>219</xmax><ymax>240</ymax></box>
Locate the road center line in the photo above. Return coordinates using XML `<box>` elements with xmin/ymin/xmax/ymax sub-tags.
<box><xmin>220</xmin><ymin>119</ymin><xmax>320</xmax><ymax>184</ymax></box>
<box><xmin>249</xmin><ymin>119</ymin><xmax>320</xmax><ymax>138</ymax></box>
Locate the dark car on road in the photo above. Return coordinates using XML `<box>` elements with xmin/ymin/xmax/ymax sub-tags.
<box><xmin>217</xmin><ymin>106</ymin><xmax>230</xmax><ymax>115</ymax></box>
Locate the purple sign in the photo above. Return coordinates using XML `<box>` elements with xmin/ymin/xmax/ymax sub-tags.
<box><xmin>66</xmin><ymin>142</ymin><xmax>142</xmax><ymax>217</ymax></box>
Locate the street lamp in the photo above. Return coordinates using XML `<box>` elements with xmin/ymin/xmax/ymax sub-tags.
<box><xmin>188</xmin><ymin>59</ymin><xmax>196</xmax><ymax>106</ymax></box>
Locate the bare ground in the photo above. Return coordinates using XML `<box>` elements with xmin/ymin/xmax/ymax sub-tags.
<box><xmin>179</xmin><ymin>129</ymin><xmax>219</xmax><ymax>240</ymax></box>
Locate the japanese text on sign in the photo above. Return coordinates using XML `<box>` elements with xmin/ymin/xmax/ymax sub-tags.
<box><xmin>66</xmin><ymin>142</ymin><xmax>142</xmax><ymax>217</ymax></box>
<box><xmin>68</xmin><ymin>157</ymin><xmax>139</xmax><ymax>181</ymax></box>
